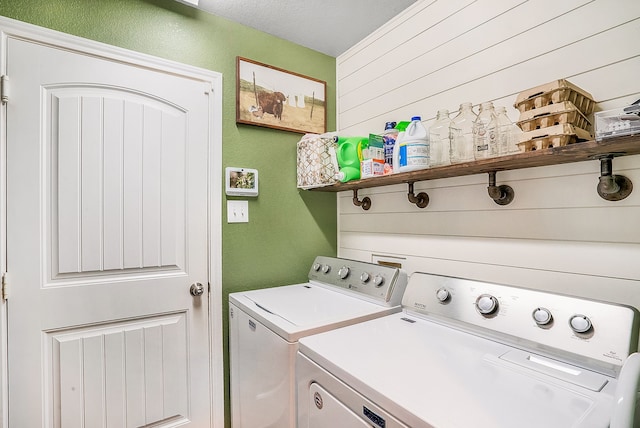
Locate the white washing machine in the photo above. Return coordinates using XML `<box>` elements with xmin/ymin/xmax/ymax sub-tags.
<box><xmin>297</xmin><ymin>272</ymin><xmax>640</xmax><ymax>428</ymax></box>
<box><xmin>229</xmin><ymin>256</ymin><xmax>407</xmax><ymax>428</ymax></box>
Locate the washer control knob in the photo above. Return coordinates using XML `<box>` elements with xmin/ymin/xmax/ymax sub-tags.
<box><xmin>436</xmin><ymin>287</ymin><xmax>450</xmax><ymax>303</ymax></box>
<box><xmin>532</xmin><ymin>307</ymin><xmax>553</xmax><ymax>326</ymax></box>
<box><xmin>373</xmin><ymin>275</ymin><xmax>384</xmax><ymax>287</ymax></box>
<box><xmin>360</xmin><ymin>272</ymin><xmax>371</xmax><ymax>283</ymax></box>
<box><xmin>475</xmin><ymin>294</ymin><xmax>499</xmax><ymax>315</ymax></box>
<box><xmin>569</xmin><ymin>315</ymin><xmax>592</xmax><ymax>333</ymax></box>
<box><xmin>338</xmin><ymin>266</ymin><xmax>350</xmax><ymax>279</ymax></box>
<box><xmin>312</xmin><ymin>263</ymin><xmax>322</xmax><ymax>272</ymax></box>
<box><xmin>321</xmin><ymin>264</ymin><xmax>331</xmax><ymax>274</ymax></box>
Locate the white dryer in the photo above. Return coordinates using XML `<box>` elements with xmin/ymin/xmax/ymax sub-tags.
<box><xmin>229</xmin><ymin>256</ymin><xmax>407</xmax><ymax>428</ymax></box>
<box><xmin>297</xmin><ymin>272</ymin><xmax>640</xmax><ymax>428</ymax></box>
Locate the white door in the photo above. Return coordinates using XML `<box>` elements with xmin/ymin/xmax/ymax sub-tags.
<box><xmin>5</xmin><ymin>33</ymin><xmax>215</xmax><ymax>427</ymax></box>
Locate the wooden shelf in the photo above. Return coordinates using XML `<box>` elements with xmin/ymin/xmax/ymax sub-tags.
<box><xmin>308</xmin><ymin>134</ymin><xmax>640</xmax><ymax>192</ymax></box>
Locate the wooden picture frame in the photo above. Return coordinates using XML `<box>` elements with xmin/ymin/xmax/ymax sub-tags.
<box><xmin>236</xmin><ymin>57</ymin><xmax>327</xmax><ymax>134</ymax></box>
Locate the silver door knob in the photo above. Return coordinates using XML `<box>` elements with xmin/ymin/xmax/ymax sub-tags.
<box><xmin>190</xmin><ymin>283</ymin><xmax>205</xmax><ymax>297</ymax></box>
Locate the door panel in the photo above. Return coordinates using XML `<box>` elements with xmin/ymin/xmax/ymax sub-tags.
<box><xmin>50</xmin><ymin>89</ymin><xmax>186</xmax><ymax>278</ymax></box>
<box><xmin>48</xmin><ymin>314</ymin><xmax>188</xmax><ymax>428</ymax></box>
<box><xmin>6</xmin><ymin>35</ymin><xmax>212</xmax><ymax>427</ymax></box>
<box><xmin>229</xmin><ymin>304</ymin><xmax>297</xmax><ymax>427</ymax></box>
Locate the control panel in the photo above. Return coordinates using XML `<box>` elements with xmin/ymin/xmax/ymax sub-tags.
<box><xmin>402</xmin><ymin>272</ymin><xmax>640</xmax><ymax>376</ymax></box>
<box><xmin>308</xmin><ymin>256</ymin><xmax>407</xmax><ymax>306</ymax></box>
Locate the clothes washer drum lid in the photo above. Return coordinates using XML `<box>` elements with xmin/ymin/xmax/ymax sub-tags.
<box><xmin>241</xmin><ymin>284</ymin><xmax>395</xmax><ymax>328</ymax></box>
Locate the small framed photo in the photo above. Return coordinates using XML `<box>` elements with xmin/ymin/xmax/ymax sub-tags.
<box><xmin>225</xmin><ymin>167</ymin><xmax>259</xmax><ymax>197</ymax></box>
<box><xmin>236</xmin><ymin>57</ymin><xmax>327</xmax><ymax>134</ymax></box>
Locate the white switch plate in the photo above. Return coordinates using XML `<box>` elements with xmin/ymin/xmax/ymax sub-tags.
<box><xmin>227</xmin><ymin>200</ymin><xmax>249</xmax><ymax>223</ymax></box>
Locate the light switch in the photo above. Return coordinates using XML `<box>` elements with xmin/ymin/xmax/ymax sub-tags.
<box><xmin>227</xmin><ymin>200</ymin><xmax>249</xmax><ymax>223</ymax></box>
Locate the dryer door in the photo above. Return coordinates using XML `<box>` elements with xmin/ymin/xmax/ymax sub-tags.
<box><xmin>309</xmin><ymin>383</ymin><xmax>374</xmax><ymax>428</ymax></box>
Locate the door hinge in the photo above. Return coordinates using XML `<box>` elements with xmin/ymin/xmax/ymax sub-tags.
<box><xmin>1</xmin><ymin>75</ymin><xmax>8</xmax><ymax>104</ymax></box>
<box><xmin>2</xmin><ymin>272</ymin><xmax>8</xmax><ymax>301</ymax></box>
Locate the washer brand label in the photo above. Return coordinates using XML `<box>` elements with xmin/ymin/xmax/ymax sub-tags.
<box><xmin>248</xmin><ymin>320</ymin><xmax>256</xmax><ymax>331</ymax></box>
<box><xmin>603</xmin><ymin>351</ymin><xmax>623</xmax><ymax>362</ymax></box>
<box><xmin>363</xmin><ymin>406</ymin><xmax>385</xmax><ymax>428</ymax></box>
<box><xmin>414</xmin><ymin>302</ymin><xmax>426</xmax><ymax>310</ymax></box>
<box><xmin>313</xmin><ymin>392</ymin><xmax>323</xmax><ymax>409</ymax></box>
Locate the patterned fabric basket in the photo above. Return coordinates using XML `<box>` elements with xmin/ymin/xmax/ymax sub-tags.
<box><xmin>296</xmin><ymin>134</ymin><xmax>339</xmax><ymax>189</ymax></box>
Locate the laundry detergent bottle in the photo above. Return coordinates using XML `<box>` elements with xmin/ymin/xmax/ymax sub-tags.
<box><xmin>393</xmin><ymin>116</ymin><xmax>429</xmax><ymax>173</ymax></box>
<box><xmin>335</xmin><ymin>136</ymin><xmax>366</xmax><ymax>182</ymax></box>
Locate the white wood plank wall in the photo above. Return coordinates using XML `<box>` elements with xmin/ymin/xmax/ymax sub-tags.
<box><xmin>335</xmin><ymin>0</ymin><xmax>640</xmax><ymax>313</ymax></box>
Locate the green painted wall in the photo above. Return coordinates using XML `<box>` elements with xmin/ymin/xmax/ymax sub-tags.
<box><xmin>0</xmin><ymin>1</ymin><xmax>337</xmax><ymax>426</ymax></box>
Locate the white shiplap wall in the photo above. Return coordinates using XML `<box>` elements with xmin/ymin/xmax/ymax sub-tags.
<box><xmin>336</xmin><ymin>0</ymin><xmax>640</xmax><ymax>312</ymax></box>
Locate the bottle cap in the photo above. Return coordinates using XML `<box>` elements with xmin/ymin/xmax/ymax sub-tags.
<box><xmin>411</xmin><ymin>116</ymin><xmax>421</xmax><ymax>121</ymax></box>
<box><xmin>384</xmin><ymin>121</ymin><xmax>397</xmax><ymax>130</ymax></box>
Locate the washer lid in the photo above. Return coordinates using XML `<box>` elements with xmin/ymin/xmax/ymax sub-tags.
<box><xmin>230</xmin><ymin>283</ymin><xmax>399</xmax><ymax>341</ymax></box>
<box><xmin>298</xmin><ymin>313</ymin><xmax>616</xmax><ymax>428</ymax></box>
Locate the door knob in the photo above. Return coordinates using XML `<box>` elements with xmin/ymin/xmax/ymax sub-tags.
<box><xmin>190</xmin><ymin>282</ymin><xmax>205</xmax><ymax>297</ymax></box>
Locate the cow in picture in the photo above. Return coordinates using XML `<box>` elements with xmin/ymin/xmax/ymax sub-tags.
<box><xmin>257</xmin><ymin>91</ymin><xmax>286</xmax><ymax>120</ymax></box>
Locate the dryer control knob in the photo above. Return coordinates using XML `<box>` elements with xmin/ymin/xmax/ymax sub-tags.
<box><xmin>532</xmin><ymin>307</ymin><xmax>553</xmax><ymax>326</ymax></box>
<box><xmin>321</xmin><ymin>264</ymin><xmax>331</xmax><ymax>274</ymax></box>
<box><xmin>569</xmin><ymin>315</ymin><xmax>592</xmax><ymax>333</ymax></box>
<box><xmin>373</xmin><ymin>275</ymin><xmax>384</xmax><ymax>287</ymax></box>
<box><xmin>360</xmin><ymin>272</ymin><xmax>371</xmax><ymax>283</ymax></box>
<box><xmin>338</xmin><ymin>266</ymin><xmax>350</xmax><ymax>279</ymax></box>
<box><xmin>436</xmin><ymin>287</ymin><xmax>450</xmax><ymax>303</ymax></box>
<box><xmin>312</xmin><ymin>263</ymin><xmax>322</xmax><ymax>272</ymax></box>
<box><xmin>475</xmin><ymin>294</ymin><xmax>499</xmax><ymax>315</ymax></box>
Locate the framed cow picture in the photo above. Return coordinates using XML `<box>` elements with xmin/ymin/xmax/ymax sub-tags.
<box><xmin>236</xmin><ymin>57</ymin><xmax>327</xmax><ymax>134</ymax></box>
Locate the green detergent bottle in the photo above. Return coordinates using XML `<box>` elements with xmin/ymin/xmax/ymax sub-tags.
<box><xmin>335</xmin><ymin>136</ymin><xmax>367</xmax><ymax>182</ymax></box>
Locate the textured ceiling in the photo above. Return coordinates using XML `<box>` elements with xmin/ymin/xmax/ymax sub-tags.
<box><xmin>195</xmin><ymin>0</ymin><xmax>417</xmax><ymax>57</ymax></box>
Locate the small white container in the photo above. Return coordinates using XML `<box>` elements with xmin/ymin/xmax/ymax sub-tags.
<box><xmin>595</xmin><ymin>107</ymin><xmax>640</xmax><ymax>141</ymax></box>
<box><xmin>360</xmin><ymin>159</ymin><xmax>385</xmax><ymax>178</ymax></box>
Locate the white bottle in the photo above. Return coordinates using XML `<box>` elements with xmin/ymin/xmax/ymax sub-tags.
<box><xmin>429</xmin><ymin>109</ymin><xmax>452</xmax><ymax>167</ymax></box>
<box><xmin>393</xmin><ymin>116</ymin><xmax>429</xmax><ymax>173</ymax></box>
<box><xmin>382</xmin><ymin>121</ymin><xmax>399</xmax><ymax>173</ymax></box>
